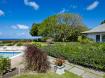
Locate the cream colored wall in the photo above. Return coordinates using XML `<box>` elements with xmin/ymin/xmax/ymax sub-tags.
<box><xmin>86</xmin><ymin>33</ymin><xmax>105</xmax><ymax>42</ymax></box>
<box><xmin>86</xmin><ymin>33</ymin><xmax>97</xmax><ymax>41</ymax></box>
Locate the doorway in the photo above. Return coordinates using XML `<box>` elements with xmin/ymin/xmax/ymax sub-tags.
<box><xmin>96</xmin><ymin>35</ymin><xmax>100</xmax><ymax>42</ymax></box>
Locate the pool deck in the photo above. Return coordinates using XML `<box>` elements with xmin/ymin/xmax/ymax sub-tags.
<box><xmin>0</xmin><ymin>46</ymin><xmax>26</xmax><ymax>68</ymax></box>
<box><xmin>0</xmin><ymin>46</ymin><xmax>26</xmax><ymax>51</ymax></box>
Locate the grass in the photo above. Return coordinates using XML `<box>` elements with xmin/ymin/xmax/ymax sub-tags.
<box><xmin>13</xmin><ymin>71</ymin><xmax>82</xmax><ymax>78</ymax></box>
<box><xmin>0</xmin><ymin>40</ymin><xmax>32</xmax><ymax>46</ymax></box>
<box><xmin>32</xmin><ymin>42</ymin><xmax>48</xmax><ymax>47</ymax></box>
<box><xmin>103</xmin><ymin>75</ymin><xmax>105</xmax><ymax>78</ymax></box>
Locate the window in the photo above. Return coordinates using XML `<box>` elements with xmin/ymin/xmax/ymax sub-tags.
<box><xmin>96</xmin><ymin>35</ymin><xmax>100</xmax><ymax>42</ymax></box>
<box><xmin>102</xmin><ymin>35</ymin><xmax>105</xmax><ymax>42</ymax></box>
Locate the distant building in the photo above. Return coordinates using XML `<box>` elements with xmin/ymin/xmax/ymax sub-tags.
<box><xmin>82</xmin><ymin>24</ymin><xmax>105</xmax><ymax>42</ymax></box>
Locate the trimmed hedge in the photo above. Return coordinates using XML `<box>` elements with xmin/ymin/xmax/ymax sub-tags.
<box><xmin>42</xmin><ymin>42</ymin><xmax>105</xmax><ymax>71</ymax></box>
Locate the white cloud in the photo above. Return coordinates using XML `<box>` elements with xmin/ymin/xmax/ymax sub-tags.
<box><xmin>0</xmin><ymin>10</ymin><xmax>5</xmax><ymax>16</ymax></box>
<box><xmin>11</xmin><ymin>24</ymin><xmax>29</xmax><ymax>30</ymax></box>
<box><xmin>58</xmin><ymin>8</ymin><xmax>68</xmax><ymax>14</ymax></box>
<box><xmin>86</xmin><ymin>1</ymin><xmax>99</xmax><ymax>10</ymax></box>
<box><xmin>24</xmin><ymin>0</ymin><xmax>39</xmax><ymax>10</ymax></box>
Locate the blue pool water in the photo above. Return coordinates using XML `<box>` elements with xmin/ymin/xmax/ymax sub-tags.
<box><xmin>0</xmin><ymin>52</ymin><xmax>21</xmax><ymax>58</ymax></box>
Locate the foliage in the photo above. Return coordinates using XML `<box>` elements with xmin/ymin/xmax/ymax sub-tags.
<box><xmin>54</xmin><ymin>57</ymin><xmax>65</xmax><ymax>66</ymax></box>
<box><xmin>6</xmin><ymin>43</ymin><xmax>14</xmax><ymax>46</ymax></box>
<box><xmin>78</xmin><ymin>36</ymin><xmax>94</xmax><ymax>44</ymax></box>
<box><xmin>101</xmin><ymin>20</ymin><xmax>105</xmax><ymax>24</ymax></box>
<box><xmin>32</xmin><ymin>38</ymin><xmax>43</xmax><ymax>42</ymax></box>
<box><xmin>0</xmin><ymin>41</ymin><xmax>16</xmax><ymax>46</ymax></box>
<box><xmin>13</xmin><ymin>71</ymin><xmax>82</xmax><ymax>78</ymax></box>
<box><xmin>30</xmin><ymin>23</ymin><xmax>40</xmax><ymax>36</ymax></box>
<box><xmin>25</xmin><ymin>45</ymin><xmax>50</xmax><ymax>73</ymax></box>
<box><xmin>30</xmin><ymin>13</ymin><xmax>88</xmax><ymax>42</ymax></box>
<box><xmin>32</xmin><ymin>42</ymin><xmax>48</xmax><ymax>48</ymax></box>
<box><xmin>0</xmin><ymin>44</ymin><xmax>5</xmax><ymax>46</ymax></box>
<box><xmin>32</xmin><ymin>42</ymin><xmax>42</xmax><ymax>48</ymax></box>
<box><xmin>0</xmin><ymin>40</ymin><xmax>32</xmax><ymax>46</ymax></box>
<box><xmin>42</xmin><ymin>42</ymin><xmax>105</xmax><ymax>71</ymax></box>
<box><xmin>0</xmin><ymin>57</ymin><xmax>11</xmax><ymax>75</ymax></box>
<box><xmin>16</xmin><ymin>42</ymin><xmax>23</xmax><ymax>46</ymax></box>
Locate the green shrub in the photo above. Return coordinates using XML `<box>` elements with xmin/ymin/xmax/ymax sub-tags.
<box><xmin>0</xmin><ymin>44</ymin><xmax>5</xmax><ymax>46</ymax></box>
<box><xmin>32</xmin><ymin>42</ymin><xmax>48</xmax><ymax>48</ymax></box>
<box><xmin>6</xmin><ymin>43</ymin><xmax>14</xmax><ymax>46</ymax></box>
<box><xmin>16</xmin><ymin>42</ymin><xmax>23</xmax><ymax>46</ymax></box>
<box><xmin>0</xmin><ymin>41</ymin><xmax>17</xmax><ymax>46</ymax></box>
<box><xmin>0</xmin><ymin>57</ymin><xmax>11</xmax><ymax>75</ymax></box>
<box><xmin>32</xmin><ymin>42</ymin><xmax>42</xmax><ymax>48</ymax></box>
<box><xmin>78</xmin><ymin>36</ymin><xmax>94</xmax><ymax>44</ymax></box>
<box><xmin>42</xmin><ymin>42</ymin><xmax>105</xmax><ymax>71</ymax></box>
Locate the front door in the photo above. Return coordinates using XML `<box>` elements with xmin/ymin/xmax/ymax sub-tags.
<box><xmin>96</xmin><ymin>35</ymin><xmax>100</xmax><ymax>42</ymax></box>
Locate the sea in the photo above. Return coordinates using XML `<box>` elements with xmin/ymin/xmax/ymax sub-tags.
<box><xmin>0</xmin><ymin>37</ymin><xmax>42</xmax><ymax>41</ymax></box>
<box><xmin>0</xmin><ymin>38</ymin><xmax>34</xmax><ymax>41</ymax></box>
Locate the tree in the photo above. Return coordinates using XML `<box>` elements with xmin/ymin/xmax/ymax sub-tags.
<box><xmin>30</xmin><ymin>13</ymin><xmax>88</xmax><ymax>42</ymax></box>
<box><xmin>101</xmin><ymin>20</ymin><xmax>105</xmax><ymax>24</ymax></box>
<box><xmin>30</xmin><ymin>23</ymin><xmax>40</xmax><ymax>36</ymax></box>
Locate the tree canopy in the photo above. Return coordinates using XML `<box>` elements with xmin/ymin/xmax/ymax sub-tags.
<box><xmin>30</xmin><ymin>23</ymin><xmax>39</xmax><ymax>36</ymax></box>
<box><xmin>101</xmin><ymin>20</ymin><xmax>105</xmax><ymax>24</ymax></box>
<box><xmin>30</xmin><ymin>13</ymin><xmax>88</xmax><ymax>42</ymax></box>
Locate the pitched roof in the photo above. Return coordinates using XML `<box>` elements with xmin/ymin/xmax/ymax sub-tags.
<box><xmin>82</xmin><ymin>24</ymin><xmax>105</xmax><ymax>33</ymax></box>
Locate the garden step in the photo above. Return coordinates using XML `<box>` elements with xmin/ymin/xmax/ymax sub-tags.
<box><xmin>82</xmin><ymin>72</ymin><xmax>103</xmax><ymax>78</ymax></box>
<box><xmin>69</xmin><ymin>67</ymin><xmax>85</xmax><ymax>76</ymax></box>
<box><xmin>48</xmin><ymin>56</ymin><xmax>105</xmax><ymax>78</ymax></box>
<box><xmin>83</xmin><ymin>68</ymin><xmax>105</xmax><ymax>77</ymax></box>
<box><xmin>65</xmin><ymin>64</ymin><xmax>74</xmax><ymax>70</ymax></box>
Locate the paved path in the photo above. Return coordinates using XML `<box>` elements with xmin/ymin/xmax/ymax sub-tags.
<box><xmin>48</xmin><ymin>56</ymin><xmax>105</xmax><ymax>78</ymax></box>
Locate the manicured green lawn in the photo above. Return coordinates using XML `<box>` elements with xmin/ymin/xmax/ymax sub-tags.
<box><xmin>13</xmin><ymin>72</ymin><xmax>82</xmax><ymax>78</ymax></box>
<box><xmin>103</xmin><ymin>75</ymin><xmax>105</xmax><ymax>78</ymax></box>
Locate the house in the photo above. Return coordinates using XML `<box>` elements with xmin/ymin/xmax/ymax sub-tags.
<box><xmin>82</xmin><ymin>24</ymin><xmax>105</xmax><ymax>42</ymax></box>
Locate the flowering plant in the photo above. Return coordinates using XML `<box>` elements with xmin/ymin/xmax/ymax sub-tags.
<box><xmin>55</xmin><ymin>57</ymin><xmax>65</xmax><ymax>66</ymax></box>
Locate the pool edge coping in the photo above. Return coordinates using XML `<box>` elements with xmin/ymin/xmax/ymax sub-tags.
<box><xmin>0</xmin><ymin>51</ymin><xmax>24</xmax><ymax>59</ymax></box>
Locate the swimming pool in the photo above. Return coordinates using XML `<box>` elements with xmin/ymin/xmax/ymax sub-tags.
<box><xmin>0</xmin><ymin>51</ymin><xmax>22</xmax><ymax>58</ymax></box>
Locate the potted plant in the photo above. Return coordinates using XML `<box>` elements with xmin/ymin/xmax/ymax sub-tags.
<box><xmin>54</xmin><ymin>57</ymin><xmax>65</xmax><ymax>75</ymax></box>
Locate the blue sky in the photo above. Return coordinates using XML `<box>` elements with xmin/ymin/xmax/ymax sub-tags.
<box><xmin>0</xmin><ymin>0</ymin><xmax>105</xmax><ymax>39</ymax></box>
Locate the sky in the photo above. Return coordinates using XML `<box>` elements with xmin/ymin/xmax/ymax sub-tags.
<box><xmin>0</xmin><ymin>0</ymin><xmax>105</xmax><ymax>39</ymax></box>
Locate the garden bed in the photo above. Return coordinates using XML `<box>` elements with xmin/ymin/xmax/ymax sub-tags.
<box><xmin>42</xmin><ymin>42</ymin><xmax>105</xmax><ymax>71</ymax></box>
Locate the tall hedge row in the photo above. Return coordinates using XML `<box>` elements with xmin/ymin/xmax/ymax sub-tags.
<box><xmin>42</xmin><ymin>42</ymin><xmax>105</xmax><ymax>71</ymax></box>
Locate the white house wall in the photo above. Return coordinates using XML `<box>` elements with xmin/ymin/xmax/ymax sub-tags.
<box><xmin>86</xmin><ymin>32</ymin><xmax>105</xmax><ymax>42</ymax></box>
<box><xmin>86</xmin><ymin>33</ymin><xmax>96</xmax><ymax>41</ymax></box>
